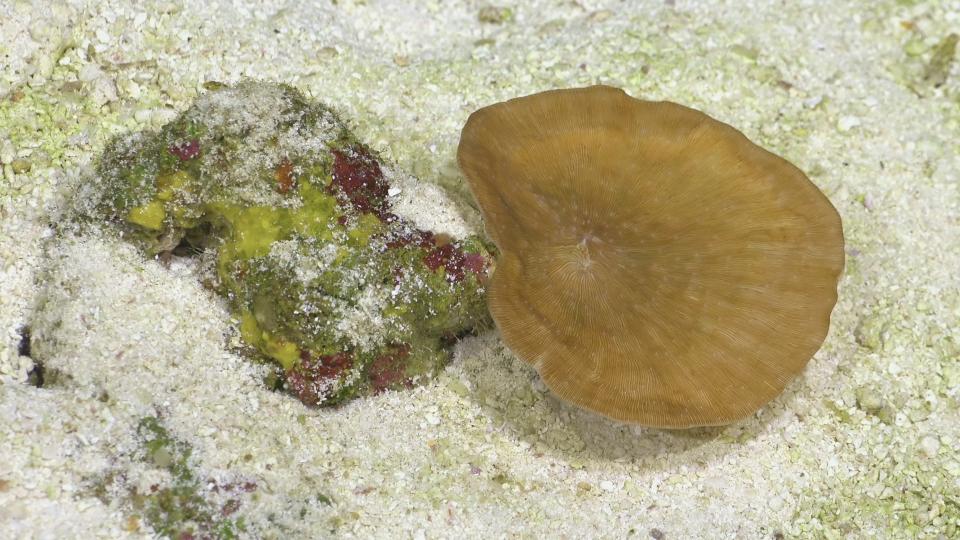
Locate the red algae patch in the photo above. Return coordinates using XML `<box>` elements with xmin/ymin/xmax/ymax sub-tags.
<box><xmin>168</xmin><ymin>139</ymin><xmax>201</xmax><ymax>161</ymax></box>
<box><xmin>286</xmin><ymin>352</ymin><xmax>355</xmax><ymax>406</ymax></box>
<box><xmin>330</xmin><ymin>145</ymin><xmax>391</xmax><ymax>219</ymax></box>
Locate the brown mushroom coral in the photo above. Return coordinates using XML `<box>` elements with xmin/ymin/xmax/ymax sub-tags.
<box><xmin>457</xmin><ymin>85</ymin><xmax>844</xmax><ymax>428</ymax></box>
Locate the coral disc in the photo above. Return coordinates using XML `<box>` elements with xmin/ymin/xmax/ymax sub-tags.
<box><xmin>458</xmin><ymin>85</ymin><xmax>844</xmax><ymax>428</ymax></box>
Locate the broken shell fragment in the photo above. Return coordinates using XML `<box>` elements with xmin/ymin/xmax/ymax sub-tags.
<box><xmin>458</xmin><ymin>85</ymin><xmax>844</xmax><ymax>428</ymax></box>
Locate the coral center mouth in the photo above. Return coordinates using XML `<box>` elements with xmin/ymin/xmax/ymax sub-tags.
<box><xmin>575</xmin><ymin>234</ymin><xmax>603</xmax><ymax>269</ymax></box>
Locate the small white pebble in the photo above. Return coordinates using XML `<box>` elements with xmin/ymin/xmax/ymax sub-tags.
<box><xmin>599</xmin><ymin>480</ymin><xmax>615</xmax><ymax>492</ymax></box>
<box><xmin>919</xmin><ymin>435</ymin><xmax>940</xmax><ymax>458</ymax></box>
<box><xmin>838</xmin><ymin>116</ymin><xmax>861</xmax><ymax>132</ymax></box>
<box><xmin>4</xmin><ymin>500</ymin><xmax>28</xmax><ymax>520</ymax></box>
<box><xmin>387</xmin><ymin>186</ymin><xmax>402</xmax><ymax>197</ymax></box>
<box><xmin>134</xmin><ymin>108</ymin><xmax>155</xmax><ymax>124</ymax></box>
<box><xmin>426</xmin><ymin>414</ymin><xmax>441</xmax><ymax>426</ymax></box>
<box><xmin>78</xmin><ymin>64</ymin><xmax>103</xmax><ymax>82</ymax></box>
<box><xmin>0</xmin><ymin>139</ymin><xmax>15</xmax><ymax>164</ymax></box>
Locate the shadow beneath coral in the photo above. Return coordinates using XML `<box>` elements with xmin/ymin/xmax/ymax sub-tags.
<box><xmin>450</xmin><ymin>332</ymin><xmax>804</xmax><ymax>469</ymax></box>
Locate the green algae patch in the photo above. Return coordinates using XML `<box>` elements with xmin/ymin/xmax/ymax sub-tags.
<box><xmin>924</xmin><ymin>33</ymin><xmax>959</xmax><ymax>87</ymax></box>
<box><xmin>135</xmin><ymin>417</ymin><xmax>249</xmax><ymax>539</ymax></box>
<box><xmin>885</xmin><ymin>20</ymin><xmax>959</xmax><ymax>97</ymax></box>
<box><xmin>87</xmin><ymin>416</ymin><xmax>255</xmax><ymax>539</ymax></box>
<box><xmin>81</xmin><ymin>81</ymin><xmax>492</xmax><ymax>406</ymax></box>
<box><xmin>0</xmin><ymin>87</ymin><xmax>102</xmax><ymax>169</ymax></box>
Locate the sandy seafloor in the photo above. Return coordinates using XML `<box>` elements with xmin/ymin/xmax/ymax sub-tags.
<box><xmin>1</xmin><ymin>0</ymin><xmax>959</xmax><ymax>538</ymax></box>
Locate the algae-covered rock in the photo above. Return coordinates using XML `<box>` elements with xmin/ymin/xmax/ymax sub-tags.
<box><xmin>80</xmin><ymin>81</ymin><xmax>491</xmax><ymax>406</ymax></box>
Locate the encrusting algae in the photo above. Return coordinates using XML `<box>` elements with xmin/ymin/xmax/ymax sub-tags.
<box><xmin>88</xmin><ymin>416</ymin><xmax>257</xmax><ymax>539</ymax></box>
<box><xmin>76</xmin><ymin>81</ymin><xmax>491</xmax><ymax>406</ymax></box>
<box><xmin>458</xmin><ymin>85</ymin><xmax>845</xmax><ymax>428</ymax></box>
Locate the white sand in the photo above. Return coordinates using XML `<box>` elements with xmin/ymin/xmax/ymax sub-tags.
<box><xmin>1</xmin><ymin>0</ymin><xmax>959</xmax><ymax>538</ymax></box>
